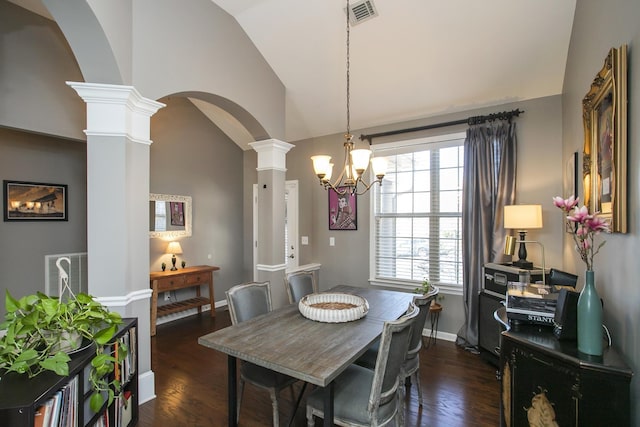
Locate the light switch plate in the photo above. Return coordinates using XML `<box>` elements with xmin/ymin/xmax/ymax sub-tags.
<box><xmin>301</xmin><ymin>236</ymin><xmax>309</xmax><ymax>245</ymax></box>
<box><xmin>329</xmin><ymin>237</ymin><xmax>335</xmax><ymax>246</ymax></box>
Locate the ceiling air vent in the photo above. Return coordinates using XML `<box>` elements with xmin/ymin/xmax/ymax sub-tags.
<box><xmin>347</xmin><ymin>0</ymin><xmax>378</xmax><ymax>25</ymax></box>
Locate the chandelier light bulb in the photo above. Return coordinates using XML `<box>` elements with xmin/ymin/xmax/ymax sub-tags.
<box><xmin>325</xmin><ymin>163</ymin><xmax>334</xmax><ymax>182</ymax></box>
<box><xmin>371</xmin><ymin>157</ymin><xmax>387</xmax><ymax>178</ymax></box>
<box><xmin>311</xmin><ymin>155</ymin><xmax>332</xmax><ymax>178</ymax></box>
<box><xmin>350</xmin><ymin>149</ymin><xmax>372</xmax><ymax>173</ymax></box>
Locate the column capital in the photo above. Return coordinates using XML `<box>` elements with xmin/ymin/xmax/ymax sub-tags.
<box><xmin>250</xmin><ymin>139</ymin><xmax>295</xmax><ymax>171</ymax></box>
<box><xmin>67</xmin><ymin>82</ymin><xmax>165</xmax><ymax>144</ymax></box>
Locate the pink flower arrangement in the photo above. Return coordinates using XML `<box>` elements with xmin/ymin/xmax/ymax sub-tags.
<box><xmin>553</xmin><ymin>195</ymin><xmax>609</xmax><ymax>271</ymax></box>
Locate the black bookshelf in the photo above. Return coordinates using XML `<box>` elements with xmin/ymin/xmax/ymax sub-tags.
<box><xmin>0</xmin><ymin>318</ymin><xmax>138</xmax><ymax>427</ymax></box>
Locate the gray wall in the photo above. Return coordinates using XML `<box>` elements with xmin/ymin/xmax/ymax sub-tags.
<box><xmin>0</xmin><ymin>3</ymin><xmax>250</xmax><ymax>314</ymax></box>
<box><xmin>0</xmin><ymin>3</ymin><xmax>88</xmax><ymax>314</ymax></box>
<box><xmin>259</xmin><ymin>94</ymin><xmax>564</xmax><ymax>338</ymax></box>
<box><xmin>563</xmin><ymin>0</ymin><xmax>639</xmax><ymax>423</ymax></box>
<box><xmin>150</xmin><ymin>96</ymin><xmax>246</xmax><ymax>303</ymax></box>
<box><xmin>0</xmin><ymin>128</ymin><xmax>87</xmax><ymax>315</ymax></box>
<box><xmin>131</xmin><ymin>0</ymin><xmax>285</xmax><ymax>141</ymax></box>
<box><xmin>0</xmin><ymin>1</ymin><xmax>85</xmax><ymax>140</ymax></box>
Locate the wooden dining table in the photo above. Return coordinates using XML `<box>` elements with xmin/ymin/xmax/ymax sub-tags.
<box><xmin>197</xmin><ymin>285</ymin><xmax>416</xmax><ymax>427</ymax></box>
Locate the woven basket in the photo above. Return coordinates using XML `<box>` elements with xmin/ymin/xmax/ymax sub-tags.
<box><xmin>298</xmin><ymin>293</ymin><xmax>369</xmax><ymax>323</ymax></box>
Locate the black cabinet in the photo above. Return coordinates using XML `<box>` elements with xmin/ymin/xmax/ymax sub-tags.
<box><xmin>500</xmin><ymin>327</ymin><xmax>632</xmax><ymax>427</ymax></box>
<box><xmin>479</xmin><ymin>263</ymin><xmax>547</xmax><ymax>365</ymax></box>
<box><xmin>478</xmin><ymin>291</ymin><xmax>504</xmax><ymax>365</ymax></box>
<box><xmin>0</xmin><ymin>318</ymin><xmax>138</xmax><ymax>427</ymax></box>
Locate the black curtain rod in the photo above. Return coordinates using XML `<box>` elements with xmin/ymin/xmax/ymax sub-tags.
<box><xmin>359</xmin><ymin>108</ymin><xmax>524</xmax><ymax>143</ymax></box>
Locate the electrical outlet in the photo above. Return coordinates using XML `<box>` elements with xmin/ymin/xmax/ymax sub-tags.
<box><xmin>164</xmin><ymin>292</ymin><xmax>171</xmax><ymax>301</ymax></box>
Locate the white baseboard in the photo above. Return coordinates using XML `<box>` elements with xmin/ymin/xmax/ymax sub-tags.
<box><xmin>423</xmin><ymin>328</ymin><xmax>457</xmax><ymax>343</ymax></box>
<box><xmin>138</xmin><ymin>370</ymin><xmax>156</xmax><ymax>405</ymax></box>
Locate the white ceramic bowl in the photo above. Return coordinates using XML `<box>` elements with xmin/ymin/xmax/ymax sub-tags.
<box><xmin>298</xmin><ymin>292</ymin><xmax>369</xmax><ymax>323</ymax></box>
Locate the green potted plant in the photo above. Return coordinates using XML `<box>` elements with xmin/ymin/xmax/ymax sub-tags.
<box><xmin>0</xmin><ymin>289</ymin><xmax>125</xmax><ymax>413</ymax></box>
<box><xmin>414</xmin><ymin>277</ymin><xmax>431</xmax><ymax>295</ymax></box>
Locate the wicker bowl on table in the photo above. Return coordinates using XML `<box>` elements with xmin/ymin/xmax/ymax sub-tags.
<box><xmin>298</xmin><ymin>292</ymin><xmax>369</xmax><ymax>323</ymax></box>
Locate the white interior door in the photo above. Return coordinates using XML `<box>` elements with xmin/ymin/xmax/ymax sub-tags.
<box><xmin>253</xmin><ymin>180</ymin><xmax>298</xmax><ymax>280</ymax></box>
<box><xmin>253</xmin><ymin>184</ymin><xmax>258</xmax><ymax>280</ymax></box>
<box><xmin>285</xmin><ymin>180</ymin><xmax>299</xmax><ymax>270</ymax></box>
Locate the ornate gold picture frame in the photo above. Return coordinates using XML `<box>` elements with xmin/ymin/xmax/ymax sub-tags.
<box><xmin>582</xmin><ymin>45</ymin><xmax>627</xmax><ymax>233</ymax></box>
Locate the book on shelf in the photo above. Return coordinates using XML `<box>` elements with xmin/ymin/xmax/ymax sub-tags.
<box><xmin>115</xmin><ymin>328</ymin><xmax>137</xmax><ymax>383</ymax></box>
<box><xmin>114</xmin><ymin>340</ymin><xmax>121</xmax><ymax>383</ymax></box>
<box><xmin>33</xmin><ymin>375</ymin><xmax>79</xmax><ymax>427</ymax></box>
<box><xmin>33</xmin><ymin>403</ymin><xmax>49</xmax><ymax>427</ymax></box>
<box><xmin>90</xmin><ymin>411</ymin><xmax>108</xmax><ymax>427</ymax></box>
<box><xmin>48</xmin><ymin>391</ymin><xmax>62</xmax><ymax>427</ymax></box>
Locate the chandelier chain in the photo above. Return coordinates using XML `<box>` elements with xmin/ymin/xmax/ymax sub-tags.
<box><xmin>309</xmin><ymin>0</ymin><xmax>385</xmax><ymax>196</ymax></box>
<box><xmin>346</xmin><ymin>0</ymin><xmax>350</xmax><ymax>136</ymax></box>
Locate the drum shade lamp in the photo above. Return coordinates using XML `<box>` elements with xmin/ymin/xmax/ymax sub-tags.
<box><xmin>503</xmin><ymin>204</ymin><xmax>543</xmax><ymax>269</ymax></box>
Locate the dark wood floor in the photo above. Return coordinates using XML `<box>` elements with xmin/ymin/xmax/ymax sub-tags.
<box><xmin>138</xmin><ymin>310</ymin><xmax>500</xmax><ymax>427</ymax></box>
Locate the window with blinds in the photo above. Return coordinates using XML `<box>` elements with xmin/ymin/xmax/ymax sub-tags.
<box><xmin>371</xmin><ymin>133</ymin><xmax>464</xmax><ymax>291</ymax></box>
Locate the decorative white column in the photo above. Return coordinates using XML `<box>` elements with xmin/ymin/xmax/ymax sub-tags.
<box><xmin>67</xmin><ymin>82</ymin><xmax>164</xmax><ymax>405</ymax></box>
<box><xmin>250</xmin><ymin>139</ymin><xmax>294</xmax><ymax>308</ymax></box>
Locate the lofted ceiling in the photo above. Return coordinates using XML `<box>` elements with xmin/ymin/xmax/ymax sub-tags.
<box><xmin>11</xmin><ymin>0</ymin><xmax>577</xmax><ymax>148</ymax></box>
<box><xmin>211</xmin><ymin>0</ymin><xmax>576</xmax><ymax>145</ymax></box>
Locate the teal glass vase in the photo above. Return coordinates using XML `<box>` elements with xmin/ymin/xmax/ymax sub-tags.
<box><xmin>577</xmin><ymin>270</ymin><xmax>603</xmax><ymax>356</ymax></box>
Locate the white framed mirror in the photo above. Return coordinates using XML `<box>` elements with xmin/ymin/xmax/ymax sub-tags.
<box><xmin>149</xmin><ymin>193</ymin><xmax>192</xmax><ymax>239</ymax></box>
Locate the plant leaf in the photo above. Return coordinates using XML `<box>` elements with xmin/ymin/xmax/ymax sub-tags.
<box><xmin>7</xmin><ymin>360</ymin><xmax>30</xmax><ymax>374</ymax></box>
<box><xmin>40</xmin><ymin>352</ymin><xmax>70</xmax><ymax>376</ymax></box>
<box><xmin>5</xmin><ymin>290</ymin><xmax>19</xmax><ymax>313</ymax></box>
<box><xmin>41</xmin><ymin>298</ymin><xmax>59</xmax><ymax>318</ymax></box>
<box><xmin>15</xmin><ymin>348</ymin><xmax>39</xmax><ymax>362</ymax></box>
<box><xmin>75</xmin><ymin>293</ymin><xmax>93</xmax><ymax>304</ymax></box>
<box><xmin>21</xmin><ymin>311</ymin><xmax>39</xmax><ymax>327</ymax></box>
<box><xmin>93</xmin><ymin>325</ymin><xmax>117</xmax><ymax>345</ymax></box>
<box><xmin>91</xmin><ymin>353</ymin><xmax>110</xmax><ymax>367</ymax></box>
<box><xmin>90</xmin><ymin>391</ymin><xmax>105</xmax><ymax>413</ymax></box>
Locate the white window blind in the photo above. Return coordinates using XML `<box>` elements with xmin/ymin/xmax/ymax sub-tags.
<box><xmin>371</xmin><ymin>133</ymin><xmax>464</xmax><ymax>291</ymax></box>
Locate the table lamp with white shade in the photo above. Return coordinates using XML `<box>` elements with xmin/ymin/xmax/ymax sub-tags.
<box><xmin>166</xmin><ymin>241</ymin><xmax>183</xmax><ymax>271</ymax></box>
<box><xmin>503</xmin><ymin>204</ymin><xmax>543</xmax><ymax>269</ymax></box>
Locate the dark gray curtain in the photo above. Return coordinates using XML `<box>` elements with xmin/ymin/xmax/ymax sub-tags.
<box><xmin>456</xmin><ymin>120</ymin><xmax>517</xmax><ymax>349</ymax></box>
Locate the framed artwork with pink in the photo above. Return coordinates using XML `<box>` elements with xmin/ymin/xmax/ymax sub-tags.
<box><xmin>328</xmin><ymin>187</ymin><xmax>357</xmax><ymax>230</ymax></box>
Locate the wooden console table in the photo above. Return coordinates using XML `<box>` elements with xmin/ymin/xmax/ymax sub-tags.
<box><xmin>150</xmin><ymin>265</ymin><xmax>219</xmax><ymax>336</ymax></box>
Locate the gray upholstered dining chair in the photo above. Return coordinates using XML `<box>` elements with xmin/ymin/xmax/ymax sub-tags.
<box><xmin>284</xmin><ymin>270</ymin><xmax>318</xmax><ymax>304</ymax></box>
<box><xmin>355</xmin><ymin>287</ymin><xmax>439</xmax><ymax>409</ymax></box>
<box><xmin>305</xmin><ymin>302</ymin><xmax>419</xmax><ymax>427</ymax></box>
<box><xmin>225</xmin><ymin>281</ymin><xmax>298</xmax><ymax>426</ymax></box>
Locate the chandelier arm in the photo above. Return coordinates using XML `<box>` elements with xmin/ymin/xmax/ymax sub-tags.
<box><xmin>353</xmin><ymin>177</ymin><xmax>383</xmax><ymax>196</ymax></box>
<box><xmin>324</xmin><ymin>181</ymin><xmax>349</xmax><ymax>196</ymax></box>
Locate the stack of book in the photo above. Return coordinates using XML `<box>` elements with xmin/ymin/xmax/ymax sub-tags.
<box><xmin>506</xmin><ymin>283</ymin><xmax>558</xmax><ymax>326</ymax></box>
<box><xmin>33</xmin><ymin>376</ymin><xmax>78</xmax><ymax>427</ymax></box>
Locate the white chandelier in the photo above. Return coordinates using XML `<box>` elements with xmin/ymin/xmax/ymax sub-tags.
<box><xmin>311</xmin><ymin>0</ymin><xmax>386</xmax><ymax>196</ymax></box>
